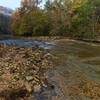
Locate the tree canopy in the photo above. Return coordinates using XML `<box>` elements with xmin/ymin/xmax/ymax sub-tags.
<box><xmin>11</xmin><ymin>0</ymin><xmax>100</xmax><ymax>38</ymax></box>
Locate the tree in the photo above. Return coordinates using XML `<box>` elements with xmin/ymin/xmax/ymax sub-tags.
<box><xmin>11</xmin><ymin>0</ymin><xmax>100</xmax><ymax>38</ymax></box>
<box><xmin>0</xmin><ymin>14</ymin><xmax>11</xmax><ymax>34</ymax></box>
<box><xmin>11</xmin><ymin>0</ymin><xmax>50</xmax><ymax>36</ymax></box>
<box><xmin>71</xmin><ymin>0</ymin><xmax>100</xmax><ymax>38</ymax></box>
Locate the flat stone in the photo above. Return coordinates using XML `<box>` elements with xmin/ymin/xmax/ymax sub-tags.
<box><xmin>26</xmin><ymin>76</ymin><xmax>34</xmax><ymax>81</ymax></box>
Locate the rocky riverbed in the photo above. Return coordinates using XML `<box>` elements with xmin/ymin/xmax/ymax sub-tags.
<box><xmin>0</xmin><ymin>45</ymin><xmax>56</xmax><ymax>100</ymax></box>
<box><xmin>0</xmin><ymin>39</ymin><xmax>100</xmax><ymax>100</ymax></box>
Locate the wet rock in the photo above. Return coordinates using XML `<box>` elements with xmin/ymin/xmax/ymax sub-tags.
<box><xmin>34</xmin><ymin>85</ymin><xmax>41</xmax><ymax>92</ymax></box>
<box><xmin>26</xmin><ymin>76</ymin><xmax>34</xmax><ymax>82</ymax></box>
<box><xmin>43</xmin><ymin>53</ymin><xmax>53</xmax><ymax>60</ymax></box>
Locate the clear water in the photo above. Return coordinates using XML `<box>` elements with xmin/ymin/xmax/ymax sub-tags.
<box><xmin>52</xmin><ymin>39</ymin><xmax>100</xmax><ymax>82</ymax></box>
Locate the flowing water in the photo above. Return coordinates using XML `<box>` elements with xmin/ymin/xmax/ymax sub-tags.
<box><xmin>50</xmin><ymin>39</ymin><xmax>100</xmax><ymax>99</ymax></box>
<box><xmin>0</xmin><ymin>37</ymin><xmax>54</xmax><ymax>49</ymax></box>
<box><xmin>52</xmin><ymin>39</ymin><xmax>100</xmax><ymax>82</ymax></box>
<box><xmin>0</xmin><ymin>37</ymin><xmax>100</xmax><ymax>99</ymax></box>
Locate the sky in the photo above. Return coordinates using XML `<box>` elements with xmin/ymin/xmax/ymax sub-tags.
<box><xmin>0</xmin><ymin>0</ymin><xmax>21</xmax><ymax>10</ymax></box>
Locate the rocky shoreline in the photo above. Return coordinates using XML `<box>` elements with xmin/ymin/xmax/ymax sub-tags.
<box><xmin>0</xmin><ymin>45</ymin><xmax>55</xmax><ymax>100</ymax></box>
<box><xmin>1</xmin><ymin>40</ymin><xmax>100</xmax><ymax>100</ymax></box>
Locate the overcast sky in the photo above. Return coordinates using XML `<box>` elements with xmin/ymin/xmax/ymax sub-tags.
<box><xmin>0</xmin><ymin>0</ymin><xmax>21</xmax><ymax>10</ymax></box>
<box><xmin>0</xmin><ymin>0</ymin><xmax>47</xmax><ymax>10</ymax></box>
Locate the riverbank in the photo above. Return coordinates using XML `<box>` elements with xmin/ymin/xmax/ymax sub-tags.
<box><xmin>0</xmin><ymin>38</ymin><xmax>100</xmax><ymax>100</ymax></box>
<box><xmin>0</xmin><ymin>45</ymin><xmax>56</xmax><ymax>100</ymax></box>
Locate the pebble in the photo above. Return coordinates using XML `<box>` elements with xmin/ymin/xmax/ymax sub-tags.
<box><xmin>26</xmin><ymin>76</ymin><xmax>34</xmax><ymax>81</ymax></box>
<box><xmin>34</xmin><ymin>85</ymin><xmax>41</xmax><ymax>92</ymax></box>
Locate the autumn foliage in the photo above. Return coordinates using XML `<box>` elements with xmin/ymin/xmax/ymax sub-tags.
<box><xmin>11</xmin><ymin>0</ymin><xmax>100</xmax><ymax>38</ymax></box>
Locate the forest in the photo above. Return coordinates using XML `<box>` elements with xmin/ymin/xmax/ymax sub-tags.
<box><xmin>0</xmin><ymin>0</ymin><xmax>100</xmax><ymax>39</ymax></box>
<box><xmin>10</xmin><ymin>0</ymin><xmax>100</xmax><ymax>39</ymax></box>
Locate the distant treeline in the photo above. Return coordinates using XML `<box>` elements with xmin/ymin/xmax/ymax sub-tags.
<box><xmin>0</xmin><ymin>14</ymin><xmax>11</xmax><ymax>34</ymax></box>
<box><xmin>5</xmin><ymin>0</ymin><xmax>100</xmax><ymax>38</ymax></box>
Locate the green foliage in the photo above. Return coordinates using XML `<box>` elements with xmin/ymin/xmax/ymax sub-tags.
<box><xmin>71</xmin><ymin>0</ymin><xmax>99</xmax><ymax>39</ymax></box>
<box><xmin>18</xmin><ymin>14</ymin><xmax>33</xmax><ymax>36</ymax></box>
<box><xmin>31</xmin><ymin>11</ymin><xmax>50</xmax><ymax>36</ymax></box>
<box><xmin>12</xmin><ymin>9</ymin><xmax>50</xmax><ymax>36</ymax></box>
<box><xmin>11</xmin><ymin>0</ymin><xmax>100</xmax><ymax>39</ymax></box>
